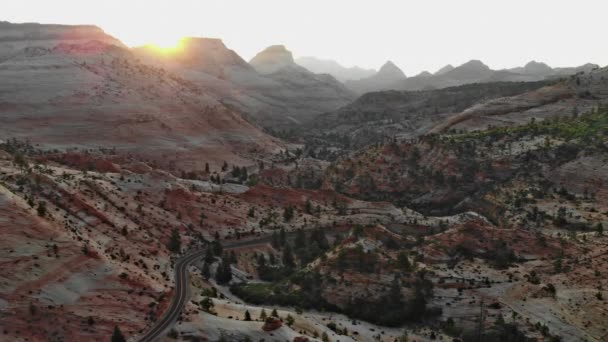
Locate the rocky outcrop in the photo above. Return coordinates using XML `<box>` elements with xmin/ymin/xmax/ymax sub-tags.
<box><xmin>0</xmin><ymin>21</ymin><xmax>124</xmax><ymax>58</ymax></box>
<box><xmin>262</xmin><ymin>317</ymin><xmax>283</xmax><ymax>331</ymax></box>
<box><xmin>249</xmin><ymin>45</ymin><xmax>295</xmax><ymax>74</ymax></box>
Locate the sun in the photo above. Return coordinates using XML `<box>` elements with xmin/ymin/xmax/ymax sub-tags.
<box><xmin>141</xmin><ymin>37</ymin><xmax>186</xmax><ymax>54</ymax></box>
<box><xmin>152</xmin><ymin>37</ymin><xmax>182</xmax><ymax>49</ymax></box>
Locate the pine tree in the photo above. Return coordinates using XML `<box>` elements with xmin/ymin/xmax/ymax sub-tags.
<box><xmin>37</xmin><ymin>201</ymin><xmax>47</xmax><ymax>217</ymax></box>
<box><xmin>294</xmin><ymin>229</ymin><xmax>306</xmax><ymax>250</ymax></box>
<box><xmin>282</xmin><ymin>242</ymin><xmax>295</xmax><ymax>268</ymax></box>
<box><xmin>212</xmin><ymin>240</ymin><xmax>223</xmax><ymax>256</ymax></box>
<box><xmin>283</xmin><ymin>206</ymin><xmax>294</xmax><ymax>222</ymax></box>
<box><xmin>271</xmin><ymin>231</ymin><xmax>280</xmax><ymax>249</ymax></box>
<box><xmin>304</xmin><ymin>199</ymin><xmax>312</xmax><ymax>214</ymax></box>
<box><xmin>201</xmin><ymin>262</ymin><xmax>210</xmax><ymax>280</ymax></box>
<box><xmin>279</xmin><ymin>227</ymin><xmax>287</xmax><ymax>247</ymax></box>
<box><xmin>244</xmin><ymin>310</ymin><xmax>252</xmax><ymax>321</ymax></box>
<box><xmin>285</xmin><ymin>314</ymin><xmax>295</xmax><ymax>327</ymax></box>
<box><xmin>215</xmin><ymin>257</ymin><xmax>232</xmax><ymax>284</ymax></box>
<box><xmin>166</xmin><ymin>228</ymin><xmax>181</xmax><ymax>253</ymax></box>
<box><xmin>271</xmin><ymin>308</ymin><xmax>279</xmax><ymax>318</ymax></box>
<box><xmin>257</xmin><ymin>253</ymin><xmax>266</xmax><ymax>267</ymax></box>
<box><xmin>204</xmin><ymin>248</ymin><xmax>215</xmax><ymax>263</ymax></box>
<box><xmin>111</xmin><ymin>326</ymin><xmax>126</xmax><ymax>342</ymax></box>
<box><xmin>260</xmin><ymin>308</ymin><xmax>267</xmax><ymax>320</ymax></box>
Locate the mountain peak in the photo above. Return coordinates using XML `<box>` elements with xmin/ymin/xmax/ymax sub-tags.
<box><xmin>522</xmin><ymin>60</ymin><xmax>553</xmax><ymax>75</ymax></box>
<box><xmin>249</xmin><ymin>45</ymin><xmax>295</xmax><ymax>74</ymax></box>
<box><xmin>377</xmin><ymin>61</ymin><xmax>406</xmax><ymax>78</ymax></box>
<box><xmin>434</xmin><ymin>64</ymin><xmax>454</xmax><ymax>75</ymax></box>
<box><xmin>460</xmin><ymin>59</ymin><xmax>490</xmax><ymax>70</ymax></box>
<box><xmin>415</xmin><ymin>71</ymin><xmax>433</xmax><ymax>78</ymax></box>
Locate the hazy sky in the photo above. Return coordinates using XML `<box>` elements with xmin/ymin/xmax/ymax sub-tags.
<box><xmin>5</xmin><ymin>0</ymin><xmax>607</xmax><ymax>75</ymax></box>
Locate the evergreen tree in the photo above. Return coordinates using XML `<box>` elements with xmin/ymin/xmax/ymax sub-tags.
<box><xmin>285</xmin><ymin>314</ymin><xmax>295</xmax><ymax>327</ymax></box>
<box><xmin>166</xmin><ymin>228</ymin><xmax>181</xmax><ymax>253</ymax></box>
<box><xmin>37</xmin><ymin>201</ymin><xmax>47</xmax><ymax>217</ymax></box>
<box><xmin>215</xmin><ymin>257</ymin><xmax>232</xmax><ymax>284</ymax></box>
<box><xmin>201</xmin><ymin>262</ymin><xmax>210</xmax><ymax>280</ymax></box>
<box><xmin>271</xmin><ymin>308</ymin><xmax>279</xmax><ymax>317</ymax></box>
<box><xmin>304</xmin><ymin>199</ymin><xmax>312</xmax><ymax>214</ymax></box>
<box><xmin>283</xmin><ymin>206</ymin><xmax>294</xmax><ymax>222</ymax></box>
<box><xmin>282</xmin><ymin>242</ymin><xmax>295</xmax><ymax>268</ymax></box>
<box><xmin>204</xmin><ymin>248</ymin><xmax>215</xmax><ymax>264</ymax></box>
<box><xmin>257</xmin><ymin>253</ymin><xmax>266</xmax><ymax>267</ymax></box>
<box><xmin>279</xmin><ymin>227</ymin><xmax>287</xmax><ymax>247</ymax></box>
<box><xmin>294</xmin><ymin>229</ymin><xmax>306</xmax><ymax>250</ymax></box>
<box><xmin>271</xmin><ymin>231</ymin><xmax>280</xmax><ymax>249</ymax></box>
<box><xmin>397</xmin><ymin>252</ymin><xmax>411</xmax><ymax>271</ymax></box>
<box><xmin>259</xmin><ymin>308</ymin><xmax>267</xmax><ymax>320</ymax></box>
<box><xmin>212</xmin><ymin>240</ymin><xmax>223</xmax><ymax>256</ymax></box>
<box><xmin>111</xmin><ymin>326</ymin><xmax>126</xmax><ymax>342</ymax></box>
<box><xmin>244</xmin><ymin>310</ymin><xmax>252</xmax><ymax>321</ymax></box>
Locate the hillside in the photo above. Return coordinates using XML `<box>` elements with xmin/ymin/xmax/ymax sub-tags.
<box><xmin>323</xmin><ymin>106</ymin><xmax>608</xmax><ymax>219</ymax></box>
<box><xmin>303</xmin><ymin>81</ymin><xmax>552</xmax><ymax>153</ymax></box>
<box><xmin>302</xmin><ymin>66</ymin><xmax>608</xmax><ymax>157</ymax></box>
<box><xmin>135</xmin><ymin>42</ymin><xmax>356</xmax><ymax>129</ymax></box>
<box><xmin>0</xmin><ymin>23</ymin><xmax>282</xmax><ymax>172</ymax></box>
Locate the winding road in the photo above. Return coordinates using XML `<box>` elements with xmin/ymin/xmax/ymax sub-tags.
<box><xmin>137</xmin><ymin>236</ymin><xmax>271</xmax><ymax>342</ymax></box>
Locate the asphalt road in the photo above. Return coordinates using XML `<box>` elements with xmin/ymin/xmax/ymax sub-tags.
<box><xmin>137</xmin><ymin>236</ymin><xmax>271</xmax><ymax>342</ymax></box>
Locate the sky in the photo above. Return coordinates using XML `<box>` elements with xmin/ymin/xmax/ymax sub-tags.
<box><xmin>5</xmin><ymin>0</ymin><xmax>607</xmax><ymax>75</ymax></box>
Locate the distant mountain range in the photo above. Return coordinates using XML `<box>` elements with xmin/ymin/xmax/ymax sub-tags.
<box><xmin>344</xmin><ymin>61</ymin><xmax>407</xmax><ymax>94</ymax></box>
<box><xmin>295</xmin><ymin>56</ymin><xmax>601</xmax><ymax>94</ymax></box>
<box><xmin>295</xmin><ymin>56</ymin><xmax>376</xmax><ymax>82</ymax></box>
<box><xmin>0</xmin><ymin>20</ymin><xmax>602</xmax><ymax>138</ymax></box>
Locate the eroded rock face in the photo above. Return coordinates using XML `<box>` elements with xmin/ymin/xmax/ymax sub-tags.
<box><xmin>0</xmin><ymin>21</ymin><xmax>124</xmax><ymax>58</ymax></box>
<box><xmin>262</xmin><ymin>317</ymin><xmax>283</xmax><ymax>331</ymax></box>
<box><xmin>250</xmin><ymin>45</ymin><xmax>295</xmax><ymax>74</ymax></box>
